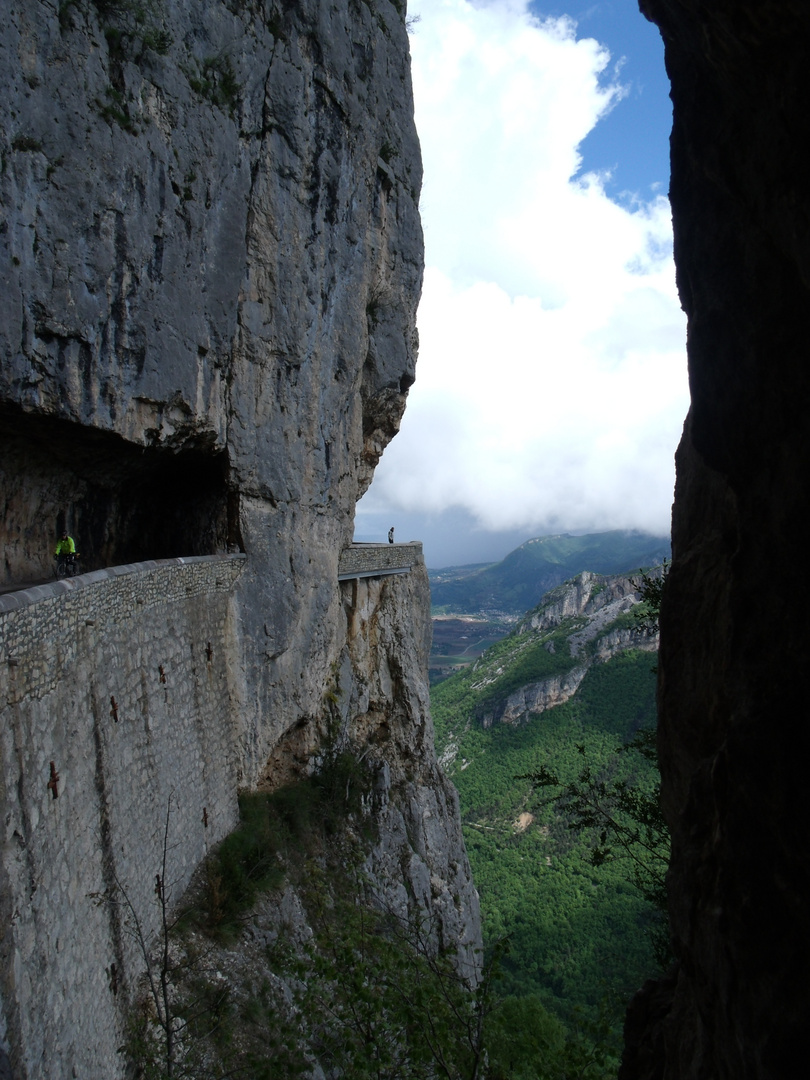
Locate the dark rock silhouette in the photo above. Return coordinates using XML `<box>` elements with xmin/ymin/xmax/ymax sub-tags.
<box><xmin>624</xmin><ymin>3</ymin><xmax>810</xmax><ymax>1076</ymax></box>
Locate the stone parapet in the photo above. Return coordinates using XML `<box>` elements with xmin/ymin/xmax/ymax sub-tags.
<box><xmin>0</xmin><ymin>554</ymin><xmax>246</xmax><ymax>615</ymax></box>
<box><xmin>338</xmin><ymin>542</ymin><xmax>423</xmax><ymax>580</ymax></box>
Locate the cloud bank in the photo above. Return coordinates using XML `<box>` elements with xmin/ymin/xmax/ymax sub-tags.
<box><xmin>358</xmin><ymin>0</ymin><xmax>688</xmax><ymax>546</ymax></box>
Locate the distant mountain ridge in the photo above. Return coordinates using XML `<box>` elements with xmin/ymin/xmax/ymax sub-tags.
<box><xmin>429</xmin><ymin>530</ymin><xmax>670</xmax><ymax>616</ymax></box>
<box><xmin>437</xmin><ymin>570</ymin><xmax>658</xmax><ymax>755</ymax></box>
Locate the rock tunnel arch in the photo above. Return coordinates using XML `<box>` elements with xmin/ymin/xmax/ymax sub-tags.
<box><xmin>1</xmin><ymin>402</ymin><xmax>242</xmax><ymax>585</ymax></box>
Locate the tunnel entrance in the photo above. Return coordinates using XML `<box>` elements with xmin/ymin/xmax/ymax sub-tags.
<box><xmin>1</xmin><ymin>403</ymin><xmax>242</xmax><ymax>586</ymax></box>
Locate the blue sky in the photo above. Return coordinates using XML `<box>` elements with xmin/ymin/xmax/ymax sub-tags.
<box><xmin>548</xmin><ymin>1</ymin><xmax>670</xmax><ymax>198</ymax></box>
<box><xmin>356</xmin><ymin>0</ymin><xmax>686</xmax><ymax>568</ymax></box>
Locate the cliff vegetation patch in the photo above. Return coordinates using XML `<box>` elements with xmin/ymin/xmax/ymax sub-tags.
<box><xmin>60</xmin><ymin>0</ymin><xmax>172</xmax><ymax>58</ymax></box>
<box><xmin>117</xmin><ymin>754</ymin><xmax>495</xmax><ymax>1079</ymax></box>
<box><xmin>116</xmin><ymin>746</ymin><xmax>605</xmax><ymax>1079</ymax></box>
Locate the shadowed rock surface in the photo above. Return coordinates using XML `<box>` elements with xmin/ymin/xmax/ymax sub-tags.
<box><xmin>623</xmin><ymin>2</ymin><xmax>810</xmax><ymax>1076</ymax></box>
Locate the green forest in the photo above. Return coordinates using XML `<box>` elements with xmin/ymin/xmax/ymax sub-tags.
<box><xmin>432</xmin><ymin>638</ymin><xmax>665</xmax><ymax>1069</ymax></box>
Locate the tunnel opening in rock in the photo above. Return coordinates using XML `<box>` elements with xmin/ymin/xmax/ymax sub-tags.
<box><xmin>1</xmin><ymin>403</ymin><xmax>240</xmax><ymax>585</ymax></box>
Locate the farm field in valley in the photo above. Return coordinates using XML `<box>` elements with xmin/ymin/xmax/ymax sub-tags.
<box><xmin>429</xmin><ymin>615</ymin><xmax>512</xmax><ymax>684</ymax></box>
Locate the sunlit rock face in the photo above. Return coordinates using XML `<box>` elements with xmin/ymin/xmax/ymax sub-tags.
<box><xmin>0</xmin><ymin>0</ymin><xmax>422</xmax><ymax>779</ymax></box>
<box><xmin>480</xmin><ymin>572</ymin><xmax>657</xmax><ymax>728</ymax></box>
<box><xmin>624</xmin><ymin>3</ymin><xmax>810</xmax><ymax>1077</ymax></box>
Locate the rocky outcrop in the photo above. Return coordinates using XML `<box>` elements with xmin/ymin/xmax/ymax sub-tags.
<box><xmin>623</xmin><ymin>3</ymin><xmax>810</xmax><ymax>1077</ymax></box>
<box><xmin>490</xmin><ymin>664</ymin><xmax>588</xmax><ymax>727</ymax></box>
<box><xmin>339</xmin><ymin>561</ymin><xmax>482</xmax><ymax>970</ymax></box>
<box><xmin>262</xmin><ymin>555</ymin><xmax>482</xmax><ymax>968</ymax></box>
<box><xmin>471</xmin><ymin>572</ymin><xmax>658</xmax><ymax>729</ymax></box>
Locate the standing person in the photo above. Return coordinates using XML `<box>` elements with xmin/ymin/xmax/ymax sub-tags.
<box><xmin>388</xmin><ymin>527</ymin><xmax>394</xmax><ymax>544</ymax></box>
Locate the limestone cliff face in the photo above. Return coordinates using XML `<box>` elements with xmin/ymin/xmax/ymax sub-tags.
<box><xmin>0</xmin><ymin>2</ymin><xmax>481</xmax><ymax>1075</ymax></box>
<box><xmin>338</xmin><ymin>564</ymin><xmax>482</xmax><ymax>969</ymax></box>
<box><xmin>623</xmin><ymin>3</ymin><xmax>810</xmax><ymax>1077</ymax></box>
<box><xmin>260</xmin><ymin>556</ymin><xmax>482</xmax><ymax>969</ymax></box>
<box><xmin>1</xmin><ymin>0</ymin><xmax>421</xmax><ymax>779</ymax></box>
<box><xmin>477</xmin><ymin>572</ymin><xmax>657</xmax><ymax>730</ymax></box>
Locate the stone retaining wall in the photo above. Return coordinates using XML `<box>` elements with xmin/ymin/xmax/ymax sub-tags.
<box><xmin>0</xmin><ymin>555</ymin><xmax>245</xmax><ymax>1079</ymax></box>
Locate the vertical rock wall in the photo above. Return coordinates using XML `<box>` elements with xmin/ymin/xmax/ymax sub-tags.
<box><xmin>624</xmin><ymin>3</ymin><xmax>810</xmax><ymax>1076</ymax></box>
<box><xmin>339</xmin><ymin>561</ymin><xmax>483</xmax><ymax>974</ymax></box>
<box><xmin>261</xmin><ymin>553</ymin><xmax>483</xmax><ymax>974</ymax></box>
<box><xmin>1</xmin><ymin>0</ymin><xmax>422</xmax><ymax>784</ymax></box>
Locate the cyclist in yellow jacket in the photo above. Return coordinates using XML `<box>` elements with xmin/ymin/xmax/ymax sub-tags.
<box><xmin>54</xmin><ymin>531</ymin><xmax>75</xmax><ymax>557</ymax></box>
<box><xmin>54</xmin><ymin>531</ymin><xmax>78</xmax><ymax>577</ymax></box>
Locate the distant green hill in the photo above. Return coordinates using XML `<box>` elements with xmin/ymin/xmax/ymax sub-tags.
<box><xmin>429</xmin><ymin>530</ymin><xmax>670</xmax><ymax>615</ymax></box>
<box><xmin>431</xmin><ymin>570</ymin><xmax>664</xmax><ymax>1029</ymax></box>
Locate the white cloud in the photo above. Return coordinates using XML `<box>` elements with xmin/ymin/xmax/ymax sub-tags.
<box><xmin>359</xmin><ymin>0</ymin><xmax>688</xmax><ymax>547</ymax></box>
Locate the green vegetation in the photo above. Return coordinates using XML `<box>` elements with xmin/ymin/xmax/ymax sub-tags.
<box><xmin>97</xmin><ymin>86</ymin><xmax>138</xmax><ymax>133</ymax></box>
<box><xmin>526</xmin><ymin>726</ymin><xmax>670</xmax><ymax>967</ymax></box>
<box><xmin>59</xmin><ymin>0</ymin><xmax>250</xmax><ymax>122</ymax></box>
<box><xmin>61</xmin><ymin>1</ymin><xmax>172</xmax><ymax>56</ymax></box>
<box><xmin>430</xmin><ymin>562</ymin><xmax>670</xmax><ymax>1074</ymax></box>
<box><xmin>275</xmin><ymin>881</ymin><xmax>492</xmax><ymax>1080</ymax></box>
<box><xmin>110</xmin><ymin>755</ymin><xmax>380</xmax><ymax>1077</ymax></box>
<box><xmin>631</xmin><ymin>560</ymin><xmax>669</xmax><ymax>637</ymax></box>
<box><xmin>187</xmin><ymin>55</ymin><xmax>241</xmax><ymax>117</ymax></box>
<box><xmin>120</xmin><ymin>755</ymin><xmax>496</xmax><ymax>1078</ymax></box>
<box><xmin>365</xmin><ymin>282</ymin><xmax>393</xmax><ymax>328</ymax></box>
<box><xmin>187</xmin><ymin>751</ymin><xmax>375</xmax><ymax>941</ymax></box>
<box><xmin>479</xmin><ymin>635</ymin><xmax>577</xmax><ymax>713</ymax></box>
<box><xmin>10</xmin><ymin>135</ymin><xmax>43</xmax><ymax>152</ymax></box>
<box><xmin>433</xmin><ymin>610</ymin><xmax>663</xmax><ymax>1051</ymax></box>
<box><xmin>519</xmin><ymin>561</ymin><xmax>672</xmax><ymax>966</ymax></box>
<box><xmin>119</xmin><ymin>746</ymin><xmax>626</xmax><ymax>1078</ymax></box>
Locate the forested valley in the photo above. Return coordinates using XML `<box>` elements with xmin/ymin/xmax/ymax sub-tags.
<box><xmin>429</xmin><ymin>544</ymin><xmax>669</xmax><ymax>1077</ymax></box>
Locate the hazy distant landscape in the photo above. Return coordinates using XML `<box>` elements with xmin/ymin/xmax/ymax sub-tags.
<box><xmin>427</xmin><ymin>530</ymin><xmax>669</xmax><ymax>682</ymax></box>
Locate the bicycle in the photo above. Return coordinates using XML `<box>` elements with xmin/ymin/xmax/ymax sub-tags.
<box><xmin>56</xmin><ymin>553</ymin><xmax>81</xmax><ymax>579</ymax></box>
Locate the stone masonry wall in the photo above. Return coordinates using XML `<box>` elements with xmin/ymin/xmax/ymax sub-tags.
<box><xmin>0</xmin><ymin>555</ymin><xmax>245</xmax><ymax>1079</ymax></box>
<box><xmin>337</xmin><ymin>541</ymin><xmax>423</xmax><ymax>578</ymax></box>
